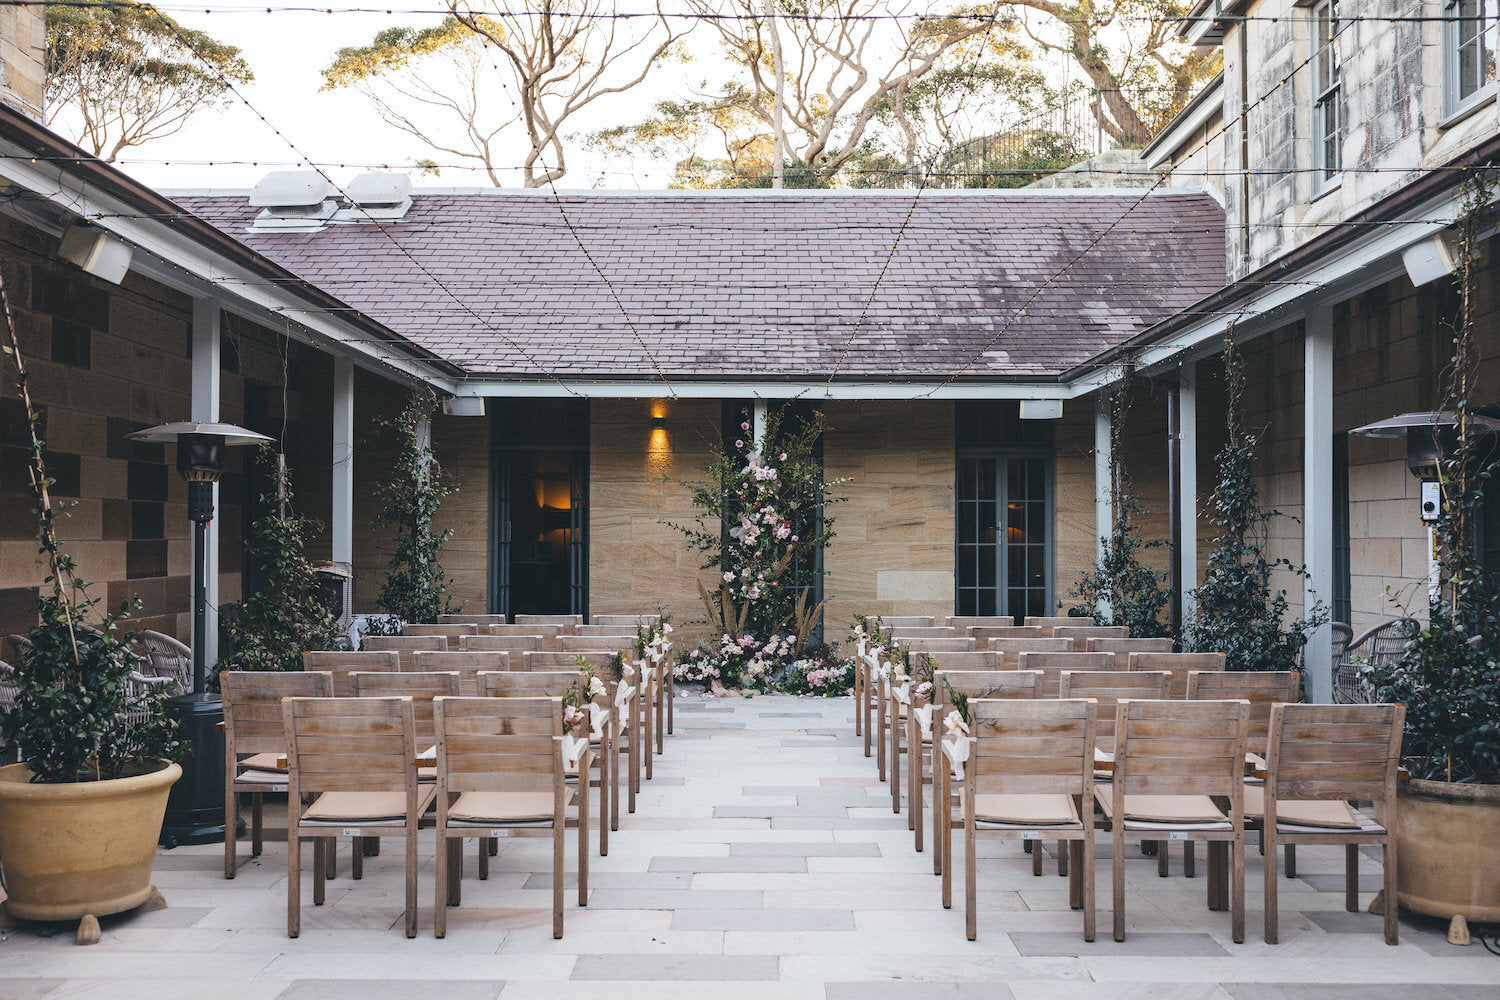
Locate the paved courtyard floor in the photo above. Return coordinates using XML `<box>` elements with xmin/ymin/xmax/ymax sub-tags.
<box><xmin>2</xmin><ymin>693</ymin><xmax>1499</xmax><ymax>999</ymax></box>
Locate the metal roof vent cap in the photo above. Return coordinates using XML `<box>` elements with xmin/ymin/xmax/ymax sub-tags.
<box><xmin>334</xmin><ymin>173</ymin><xmax>414</xmax><ymax>223</ymax></box>
<box><xmin>248</xmin><ymin>170</ymin><xmax>338</xmax><ymax>233</ymax></box>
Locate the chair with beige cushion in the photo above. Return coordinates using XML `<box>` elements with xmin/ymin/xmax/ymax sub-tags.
<box><xmin>968</xmin><ymin>625</ymin><xmax>1045</xmax><ymax>647</ymax></box>
<box><xmin>1058</xmin><ymin>670</ymin><xmax>1172</xmax><ymax>757</ymax></box>
<box><xmin>556</xmin><ymin>634</ymin><xmax>633</xmax><ymax>655</ymax></box>
<box><xmin>1129</xmin><ymin>651</ymin><xmax>1226</xmax><ymax>700</ymax></box>
<box><xmin>461</xmin><ymin>634</ymin><xmax>542</xmax><ymax>654</ymax></box>
<box><xmin>591</xmin><ymin>614</ymin><xmax>661</xmax><ymax>628</ymax></box>
<box><xmin>411</xmin><ymin>650</ymin><xmax>512</xmax><ymax>694</ymax></box>
<box><xmin>1052</xmin><ymin>625</ymin><xmax>1131</xmax><ymax>645</ymax></box>
<box><xmin>1021</xmin><ymin>616</ymin><xmax>1084</xmax><ymax>634</ymax></box>
<box><xmin>302</xmin><ymin>650</ymin><xmax>401</xmax><ymax>697</ymax></box>
<box><xmin>402</xmin><ymin>623</ymin><xmax>477</xmax><ymax>639</ymax></box>
<box><xmin>1102</xmin><ymin>698</ymin><xmax>1250</xmax><ymax>943</ymax></box>
<box><xmin>1085</xmin><ymin>636</ymin><xmax>1175</xmax><ymax>667</ymax></box>
<box><xmin>514</xmin><ymin>614</ymin><xmax>583</xmax><ymax>632</ymax></box>
<box><xmin>433</xmin><ymin>696</ymin><xmax>586</xmax><ymax>939</ymax></box>
<box><xmin>1258</xmin><ymin>702</ymin><xmax>1404</xmax><ymax>944</ymax></box>
<box><xmin>946</xmin><ymin>616</ymin><xmax>1022</xmax><ymax>631</ymax></box>
<box><xmin>891</xmin><ymin>626</ymin><xmax>963</xmax><ymax>641</ymax></box>
<box><xmin>487</xmin><ymin>623</ymin><xmax>563</xmax><ymax>647</ymax></box>
<box><xmin>881</xmin><ymin>616</ymin><xmax>936</xmax><ymax>628</ymax></box>
<box><xmin>1015</xmin><ymin>651</ymin><xmax>1116</xmax><ymax>699</ymax></box>
<box><xmin>359</xmin><ymin>635</ymin><xmax>447</xmax><ymax>670</ymax></box>
<box><xmin>959</xmin><ymin>697</ymin><xmax>1098</xmax><ymax>941</ymax></box>
<box><xmin>524</xmin><ymin>651</ymin><xmax>642</xmax><ymax>812</ymax></box>
<box><xmin>439</xmin><ymin>614</ymin><xmax>506</xmax><ymax>626</ymax></box>
<box><xmin>221</xmin><ymin>669</ymin><xmax>332</xmax><ymax>879</ymax></box>
<box><xmin>283</xmin><ymin>695</ymin><xmax>436</xmax><ymax>938</ymax></box>
<box><xmin>987</xmin><ymin>636</ymin><xmax>1078</xmax><ymax>667</ymax></box>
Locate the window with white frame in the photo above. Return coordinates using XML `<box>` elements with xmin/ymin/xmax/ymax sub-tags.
<box><xmin>1445</xmin><ymin>0</ymin><xmax>1499</xmax><ymax>118</ymax></box>
<box><xmin>1311</xmin><ymin>0</ymin><xmax>1343</xmax><ymax>187</ymax></box>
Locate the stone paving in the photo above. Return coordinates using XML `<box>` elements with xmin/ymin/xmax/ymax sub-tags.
<box><xmin>2</xmin><ymin>694</ymin><xmax>1499</xmax><ymax>999</ymax></box>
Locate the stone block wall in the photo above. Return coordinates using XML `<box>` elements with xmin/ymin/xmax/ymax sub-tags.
<box><xmin>0</xmin><ymin>6</ymin><xmax>44</xmax><ymax>121</ymax></box>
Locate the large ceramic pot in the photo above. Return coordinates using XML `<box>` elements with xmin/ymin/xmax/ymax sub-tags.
<box><xmin>0</xmin><ymin>760</ymin><xmax>181</xmax><ymax>922</ymax></box>
<box><xmin>1396</xmin><ymin>777</ymin><xmax>1500</xmax><ymax>922</ymax></box>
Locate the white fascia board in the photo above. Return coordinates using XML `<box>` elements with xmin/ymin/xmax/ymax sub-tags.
<box><xmin>1066</xmin><ymin>187</ymin><xmax>1478</xmax><ymax>395</ymax></box>
<box><xmin>451</xmin><ymin>379</ymin><xmax>1082</xmax><ymax>402</ymax></box>
<box><xmin>0</xmin><ymin>146</ymin><xmax>457</xmax><ymax>394</ymax></box>
<box><xmin>1143</xmin><ymin>86</ymin><xmax>1223</xmax><ymax>170</ymax></box>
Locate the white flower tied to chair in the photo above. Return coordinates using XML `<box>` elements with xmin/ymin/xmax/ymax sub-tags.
<box><xmin>941</xmin><ymin>708</ymin><xmax>971</xmax><ymax>777</ymax></box>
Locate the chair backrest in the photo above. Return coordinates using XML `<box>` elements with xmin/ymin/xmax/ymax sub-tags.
<box><xmin>461</xmin><ymin>634</ymin><xmax>543</xmax><ymax>653</ymax></box>
<box><xmin>1052</xmin><ymin>625</ymin><xmax>1131</xmax><ymax>644</ymax></box>
<box><xmin>898</xmin><ymin>637</ymin><xmax>975</xmax><ymax>653</ymax></box>
<box><xmin>592</xmin><ymin>614</ymin><xmax>661</xmax><ymax>628</ymax></box>
<box><xmin>360</xmin><ymin>635</ymin><xmax>448</xmax><ymax>670</ymax></box>
<box><xmin>411</xmin><ymin>651</ymin><xmax>512</xmax><ymax>695</ymax></box>
<box><xmin>514</xmin><ymin>614</ymin><xmax>583</xmax><ymax>632</ymax></box>
<box><xmin>480</xmin><ymin>670</ymin><xmax>581</xmax><ymax>699</ymax></box>
<box><xmin>880</xmin><ymin>616</ymin><xmax>936</xmax><ymax>628</ymax></box>
<box><xmin>1086</xmin><ymin>637</ymin><xmax>1175</xmax><ymax>661</ymax></box>
<box><xmin>302</xmin><ymin>650</ymin><xmax>402</xmax><ymax>696</ymax></box>
<box><xmin>523</xmin><ymin>650</ymin><xmax>615</xmax><ymax>672</ymax></box>
<box><xmin>487</xmin><ymin>623</ymin><xmax>563</xmax><ymax>645</ymax></box>
<box><xmin>222</xmin><ymin>669</ymin><xmax>332</xmax><ymax>756</ymax></box>
<box><xmin>283</xmin><ymin>695</ymin><xmax>417</xmax><ymax>796</ymax></box>
<box><xmin>1186</xmin><ymin>669</ymin><xmax>1301</xmax><ymax>754</ymax></box>
<box><xmin>934</xmin><ymin>669</ymin><xmax>1043</xmax><ymax>709</ymax></box>
<box><xmin>968</xmin><ymin>625</ymin><xmax>1045</xmax><ymax>646</ymax></box>
<box><xmin>402</xmin><ymin>623</ymin><xmax>477</xmax><ymax>638</ymax></box>
<box><xmin>556</xmin><ymin>634</ymin><xmax>634</xmax><ymax>654</ymax></box>
<box><xmin>135</xmin><ymin>629</ymin><xmax>192</xmax><ymax>694</ymax></box>
<box><xmin>987</xmin><ymin>636</ymin><xmax>1078</xmax><ymax>667</ymax></box>
<box><xmin>1129</xmin><ymin>651</ymin><xmax>1226</xmax><ymax>699</ymax></box>
<box><xmin>1021</xmin><ymin>616</ymin><xmax>1083</xmax><ymax>634</ymax></box>
<box><xmin>891</xmin><ymin>626</ymin><xmax>962</xmax><ymax>640</ymax></box>
<box><xmin>967</xmin><ymin>698</ymin><xmax>1096</xmax><ymax>799</ymax></box>
<box><xmin>438</xmin><ymin>614</ymin><xmax>507</xmax><ymax>626</ymax></box>
<box><xmin>1113</xmin><ymin>698</ymin><xmax>1249</xmax><ymax>799</ymax></box>
<box><xmin>434</xmin><ymin>696</ymin><xmax>562</xmax><ymax>796</ymax></box>
<box><xmin>351</xmin><ymin>671</ymin><xmax>460</xmax><ymax>748</ymax></box>
<box><xmin>1015</xmin><ymin>651</ymin><xmax>1117</xmax><ymax>698</ymax></box>
<box><xmin>1266</xmin><ymin>703</ymin><xmax>1404</xmax><ymax>805</ymax></box>
<box><xmin>1058</xmin><ymin>670</ymin><xmax>1172</xmax><ymax>752</ymax></box>
<box><xmin>945</xmin><ymin>616</ymin><xmax>1019</xmax><ymax>631</ymax></box>
<box><xmin>911</xmin><ymin>650</ymin><xmax>1000</xmax><ymax>673</ymax></box>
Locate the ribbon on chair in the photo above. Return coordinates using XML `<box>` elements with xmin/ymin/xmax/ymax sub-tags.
<box><xmin>562</xmin><ymin>733</ymin><xmax>589</xmax><ymax>771</ymax></box>
<box><xmin>588</xmin><ymin>702</ymin><xmax>611</xmax><ymax>741</ymax></box>
<box><xmin>940</xmin><ymin>711</ymin><xmax>971</xmax><ymax>778</ymax></box>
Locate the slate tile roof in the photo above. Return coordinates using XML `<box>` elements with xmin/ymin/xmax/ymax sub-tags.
<box><xmin>175</xmin><ymin>189</ymin><xmax>1226</xmax><ymax>383</ymax></box>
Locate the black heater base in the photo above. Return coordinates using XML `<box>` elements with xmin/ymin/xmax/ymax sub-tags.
<box><xmin>159</xmin><ymin>693</ymin><xmax>244</xmax><ymax>847</ymax></box>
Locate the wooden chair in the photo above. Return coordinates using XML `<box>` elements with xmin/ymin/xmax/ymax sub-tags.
<box><xmin>1129</xmin><ymin>651</ymin><xmax>1225</xmax><ymax>700</ymax></box>
<box><xmin>881</xmin><ymin>616</ymin><xmax>936</xmax><ymax>627</ymax></box>
<box><xmin>461</xmin><ymin>634</ymin><xmax>542</xmax><ymax>653</ymax></box>
<box><xmin>556</xmin><ymin>634</ymin><xmax>633</xmax><ymax>654</ymax></box>
<box><xmin>1058</xmin><ymin>670</ymin><xmax>1172</xmax><ymax>756</ymax></box>
<box><xmin>1052</xmin><ymin>625</ymin><xmax>1131</xmax><ymax>644</ymax></box>
<box><xmin>1259</xmin><ymin>703</ymin><xmax>1404</xmax><ymax>944</ymax></box>
<box><xmin>901</xmin><ymin>637</ymin><xmax>975</xmax><ymax>655</ymax></box>
<box><xmin>433</xmin><ymin>696</ymin><xmax>586</xmax><ymax>939</ymax></box>
<box><xmin>925</xmin><ymin>669</ymin><xmax>1043</xmax><ymax>874</ymax></box>
<box><xmin>402</xmin><ymin>623</ymin><xmax>477</xmax><ymax>639</ymax></box>
<box><xmin>360</xmin><ymin>635</ymin><xmax>448</xmax><ymax>670</ymax></box>
<box><xmin>481</xmin><ymin>670</ymin><xmax>614</xmax><ymax>854</ymax></box>
<box><xmin>283</xmin><ymin>696</ymin><xmax>435</xmax><ymax>938</ymax></box>
<box><xmin>891</xmin><ymin>626</ymin><xmax>963</xmax><ymax>641</ymax></box>
<box><xmin>1102</xmin><ymin>698</ymin><xmax>1249</xmax><ymax>943</ymax></box>
<box><xmin>910</xmin><ymin>650</ymin><xmax>1001</xmax><ymax>673</ymax></box>
<box><xmin>591</xmin><ymin>614</ymin><xmax>661</xmax><ymax>628</ymax></box>
<box><xmin>959</xmin><ymin>698</ymin><xmax>1098</xmax><ymax>941</ymax></box>
<box><xmin>577</xmin><ymin>622</ymin><xmax>647</xmax><ymax>636</ymax></box>
<box><xmin>350</xmin><ymin>671</ymin><xmax>460</xmax><ymax>757</ymax></box>
<box><xmin>524</xmin><ymin>651</ymin><xmax>643</xmax><ymax>811</ymax></box>
<box><xmin>411</xmin><ymin>651</ymin><xmax>511</xmax><ymax>694</ymax></box>
<box><xmin>968</xmin><ymin>625</ymin><xmax>1045</xmax><ymax>647</ymax></box>
<box><xmin>221</xmin><ymin>670</ymin><xmax>332</xmax><ymax>879</ymax></box>
<box><xmin>302</xmin><ymin>650</ymin><xmax>401</xmax><ymax>697</ymax></box>
<box><xmin>1022</xmin><ymin>615</ymin><xmax>1085</xmax><ymax>634</ymax></box>
<box><xmin>1086</xmin><ymin>636</ymin><xmax>1175</xmax><ymax>667</ymax></box>
<box><xmin>1015</xmin><ymin>651</ymin><xmax>1116</xmax><ymax>698</ymax></box>
<box><xmin>988</xmin><ymin>636</ymin><xmax>1078</xmax><ymax>667</ymax></box>
<box><xmin>523</xmin><ymin>650</ymin><xmax>613</xmax><ymax>671</ymax></box>
<box><xmin>514</xmin><ymin>614</ymin><xmax>583</xmax><ymax>633</ymax></box>
<box><xmin>438</xmin><ymin>614</ymin><xmax>507</xmax><ymax>626</ymax></box>
<box><xmin>946</xmin><ymin>616</ymin><xmax>1020</xmax><ymax>630</ymax></box>
<box><xmin>488</xmin><ymin>623</ymin><xmax>564</xmax><ymax>646</ymax></box>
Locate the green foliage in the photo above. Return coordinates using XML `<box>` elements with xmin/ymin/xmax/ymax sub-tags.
<box><xmin>1181</xmin><ymin>334</ymin><xmax>1326</xmax><ymax>670</ymax></box>
<box><xmin>1375</xmin><ymin>172</ymin><xmax>1500</xmax><ymax>783</ymax></box>
<box><xmin>223</xmin><ymin>450</ymin><xmax>349</xmax><ymax>673</ymax></box>
<box><xmin>1071</xmin><ymin>382</ymin><xmax>1173</xmax><ymax>638</ymax></box>
<box><xmin>368</xmin><ymin>391</ymin><xmax>459</xmax><ymax>632</ymax></box>
<box><xmin>320</xmin><ymin>16</ymin><xmax>477</xmax><ymax>89</ymax></box>
<box><xmin>1</xmin><ymin>282</ymin><xmax>181</xmax><ymax>782</ymax></box>
<box><xmin>45</xmin><ymin>6</ymin><xmax>252</xmax><ymax>161</ymax></box>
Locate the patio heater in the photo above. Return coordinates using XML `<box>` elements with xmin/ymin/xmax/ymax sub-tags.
<box><xmin>1349</xmin><ymin>411</ymin><xmax>1500</xmax><ymax>605</ymax></box>
<box><xmin>127</xmin><ymin>421</ymin><xmax>272</xmax><ymax>845</ymax></box>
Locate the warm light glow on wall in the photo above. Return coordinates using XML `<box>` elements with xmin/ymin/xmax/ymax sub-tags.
<box><xmin>648</xmin><ymin>399</ymin><xmax>672</xmax><ymax>478</ymax></box>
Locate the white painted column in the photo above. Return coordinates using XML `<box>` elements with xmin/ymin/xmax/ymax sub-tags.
<box><xmin>190</xmin><ymin>296</ymin><xmax>221</xmax><ymax>667</ymax></box>
<box><xmin>1094</xmin><ymin>391</ymin><xmax>1113</xmax><ymax>620</ymax></box>
<box><xmin>752</xmin><ymin>398</ymin><xmax>768</xmax><ymax>447</ymax></box>
<box><xmin>415</xmin><ymin>410</ymin><xmax>433</xmax><ymax>459</ymax></box>
<box><xmin>1304</xmin><ymin>307</ymin><xmax>1335</xmax><ymax>702</ymax></box>
<box><xmin>331</xmin><ymin>357</ymin><xmax>355</xmax><ymax>567</ymax></box>
<box><xmin>1178</xmin><ymin>360</ymin><xmax>1199</xmax><ymax>621</ymax></box>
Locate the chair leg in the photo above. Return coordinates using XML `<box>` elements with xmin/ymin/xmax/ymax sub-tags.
<box><xmin>313</xmin><ymin>836</ymin><xmax>326</xmax><ymax>907</ymax></box>
<box><xmin>287</xmin><ymin>831</ymin><xmax>300</xmax><ymax>938</ymax></box>
<box><xmin>553</xmin><ymin>823</ymin><xmax>565</xmax><ymax>940</ymax></box>
<box><xmin>877</xmin><ymin>692</ymin><xmax>887</xmax><ymax>780</ymax></box>
<box><xmin>1068</xmin><ymin>840</ymin><xmax>1082</xmax><ymax>910</ymax></box>
<box><xmin>251</xmin><ymin>791</ymin><xmax>264</xmax><ymax>857</ymax></box>
<box><xmin>435</xmin><ymin>833</ymin><xmax>448</xmax><ymax>939</ymax></box>
<box><xmin>598</xmin><ymin>753</ymin><xmax>610</xmax><ymax>856</ymax></box>
<box><xmin>224</xmin><ymin>786</ymin><xmax>238</xmax><ymax>879</ymax></box>
<box><xmin>478</xmin><ymin>837</ymin><xmax>489</xmax><ymax>881</ymax></box>
<box><xmin>1382</xmin><ymin>839</ymin><xmax>1399</xmax><ymax>945</ymax></box>
<box><xmin>854</xmin><ymin>671</ymin><xmax>863</xmax><ymax>737</ymax></box>
<box><xmin>934</xmin><ymin>760</ymin><xmax>946</xmax><ymax>877</ymax></box>
<box><xmin>1184</xmin><ymin>840</ymin><xmax>1195</xmax><ymax>878</ymax></box>
<box><xmin>667</xmin><ymin>675</ymin><xmax>674</xmax><ymax>736</ymax></box>
<box><xmin>611</xmin><ymin>725</ymin><xmax>622</xmax><ymax>831</ymax></box>
<box><xmin>1058</xmin><ymin>839</ymin><xmax>1068</xmax><ymax>877</ymax></box>
<box><xmin>404</xmin><ymin>828</ymin><xmax>418</xmax><ymax>939</ymax></box>
<box><xmin>1230</xmin><ymin>833</ymin><xmax>1245</xmax><ymax>944</ymax></box>
<box><xmin>1113</xmin><ymin>822</ymin><xmax>1126</xmax><ymax>941</ymax></box>
<box><xmin>351</xmin><ymin>837</ymin><xmax>363</xmax><ymax>880</ymax></box>
<box><xmin>1263</xmin><ymin>826</ymin><xmax>1279</xmax><ymax>944</ymax></box>
<box><xmin>450</xmin><ymin>838</ymin><xmax>463</xmax><ymax>906</ymax></box>
<box><xmin>1345</xmin><ymin>844</ymin><xmax>1360</xmax><ymax>913</ymax></box>
<box><xmin>1285</xmin><ymin>843</ymin><xmax>1297</xmax><ymax>878</ymax></box>
<box><xmin>579</xmin><ymin>779</ymin><xmax>591</xmax><ymax>907</ymax></box>
<box><xmin>655</xmin><ymin>676</ymin><xmax>665</xmax><ymax>755</ymax></box>
<box><xmin>489</xmin><ymin>838</ymin><xmax>498</xmax><ymax>857</ymax></box>
<box><xmin>890</xmin><ymin>709</ymin><xmax>901</xmax><ymax>814</ymax></box>
<box><xmin>1082</xmin><ymin>831</ymin><xmax>1096</xmax><ymax>943</ymax></box>
<box><xmin>1032</xmin><ymin>837</ymin><xmax>1044</xmax><ymax>876</ymax></box>
<box><xmin>1157</xmin><ymin>840</ymin><xmax>1169</xmax><ymax>877</ymax></box>
<box><xmin>644</xmin><ymin>688</ymin><xmax>655</xmax><ymax>781</ymax></box>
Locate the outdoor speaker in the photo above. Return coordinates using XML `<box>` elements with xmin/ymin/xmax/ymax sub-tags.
<box><xmin>57</xmin><ymin>224</ymin><xmax>133</xmax><ymax>284</ymax></box>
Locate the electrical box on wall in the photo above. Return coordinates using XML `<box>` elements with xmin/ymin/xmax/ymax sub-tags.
<box><xmin>1420</xmin><ymin>480</ymin><xmax>1441</xmax><ymax>522</ymax></box>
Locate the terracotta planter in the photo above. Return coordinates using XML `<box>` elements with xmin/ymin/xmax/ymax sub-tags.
<box><xmin>0</xmin><ymin>760</ymin><xmax>181</xmax><ymax>922</ymax></box>
<box><xmin>1396</xmin><ymin>777</ymin><xmax>1500</xmax><ymax>922</ymax></box>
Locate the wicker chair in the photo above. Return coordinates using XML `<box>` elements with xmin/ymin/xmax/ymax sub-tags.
<box><xmin>135</xmin><ymin>630</ymin><xmax>192</xmax><ymax>695</ymax></box>
<box><xmin>1332</xmin><ymin>619</ymin><xmax>1416</xmax><ymax>704</ymax></box>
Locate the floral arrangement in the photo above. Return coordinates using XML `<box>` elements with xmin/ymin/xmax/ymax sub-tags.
<box><xmin>634</xmin><ymin>615</ymin><xmax>674</xmax><ymax>663</ymax></box>
<box><xmin>676</xmin><ymin>630</ymin><xmax>796</xmax><ymax>692</ymax></box>
<box><xmin>777</xmin><ymin>642</ymin><xmax>856</xmax><ymax>697</ymax></box>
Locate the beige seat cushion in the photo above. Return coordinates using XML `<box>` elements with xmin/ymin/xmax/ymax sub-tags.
<box><xmin>235</xmin><ymin>768</ymin><xmax>290</xmax><ymax>786</ymax></box>
<box><xmin>1095</xmin><ymin>791</ymin><xmax>1230</xmax><ymax>826</ymax></box>
<box><xmin>448</xmin><ymin>788</ymin><xmax>574</xmax><ymax>824</ymax></box>
<box><xmin>1243</xmin><ymin>784</ymin><xmax>1363</xmax><ymax>830</ymax></box>
<box><xmin>239</xmin><ymin>751</ymin><xmax>286</xmax><ymax>772</ymax></box>
<box><xmin>303</xmin><ymin>787</ymin><xmax>436</xmax><ymax>822</ymax></box>
<box><xmin>974</xmin><ymin>793</ymin><xmax>1080</xmax><ymax>827</ymax></box>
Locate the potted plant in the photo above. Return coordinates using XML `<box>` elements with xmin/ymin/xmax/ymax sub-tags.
<box><xmin>0</xmin><ymin>281</ymin><xmax>183</xmax><ymax>939</ymax></box>
<box><xmin>1372</xmin><ymin>175</ymin><xmax>1500</xmax><ymax>942</ymax></box>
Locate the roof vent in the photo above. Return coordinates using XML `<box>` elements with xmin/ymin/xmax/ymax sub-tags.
<box><xmin>248</xmin><ymin>170</ymin><xmax>338</xmax><ymax>233</ymax></box>
<box><xmin>333</xmin><ymin>173</ymin><xmax>415</xmax><ymax>223</ymax></box>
